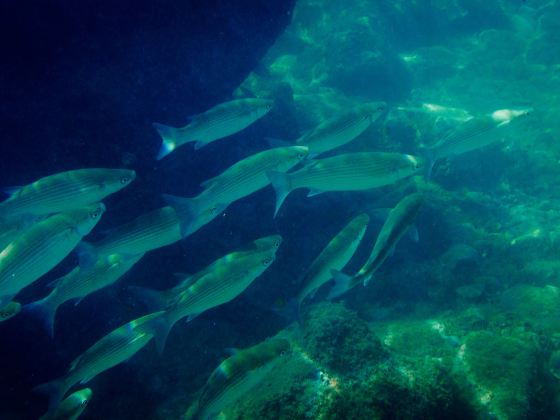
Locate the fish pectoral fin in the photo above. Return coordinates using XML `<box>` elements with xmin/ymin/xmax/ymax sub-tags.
<box><xmin>306</xmin><ymin>189</ymin><xmax>324</xmax><ymax>198</ymax></box>
<box><xmin>73</xmin><ymin>297</ymin><xmax>84</xmax><ymax>307</ymax></box>
<box><xmin>193</xmin><ymin>141</ymin><xmax>206</xmax><ymax>150</ymax></box>
<box><xmin>407</xmin><ymin>225</ymin><xmax>419</xmax><ymax>243</ymax></box>
<box><xmin>80</xmin><ymin>376</ymin><xmax>94</xmax><ymax>385</ymax></box>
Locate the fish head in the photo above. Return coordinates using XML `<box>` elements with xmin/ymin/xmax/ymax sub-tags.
<box><xmin>79</xmin><ymin>168</ymin><xmax>136</xmax><ymax>195</ymax></box>
<box><xmin>72</xmin><ymin>203</ymin><xmax>106</xmax><ymax>236</ymax></box>
<box><xmin>400</xmin><ymin>154</ymin><xmax>425</xmax><ymax>176</ymax></box>
<box><xmin>491</xmin><ymin>107</ymin><xmax>533</xmax><ymax>124</ymax></box>
<box><xmin>360</xmin><ymin>101</ymin><xmax>387</xmax><ymax>122</ymax></box>
<box><xmin>260</xmin><ymin>338</ymin><xmax>292</xmax><ymax>359</ymax></box>
<box><xmin>104</xmin><ymin>169</ymin><xmax>136</xmax><ymax>192</ymax></box>
<box><xmin>252</xmin><ymin>98</ymin><xmax>275</xmax><ymax>118</ymax></box>
<box><xmin>252</xmin><ymin>235</ymin><xmax>283</xmax><ymax>252</ymax></box>
<box><xmin>0</xmin><ymin>301</ymin><xmax>21</xmax><ymax>322</ymax></box>
<box><xmin>61</xmin><ymin>388</ymin><xmax>92</xmax><ymax>417</ymax></box>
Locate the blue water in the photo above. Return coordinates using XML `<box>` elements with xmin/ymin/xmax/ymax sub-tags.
<box><xmin>1</xmin><ymin>0</ymin><xmax>559</xmax><ymax>418</ymax></box>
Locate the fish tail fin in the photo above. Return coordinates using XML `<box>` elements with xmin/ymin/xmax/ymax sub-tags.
<box><xmin>327</xmin><ymin>270</ymin><xmax>355</xmax><ymax>300</ymax></box>
<box><xmin>23</xmin><ymin>298</ymin><xmax>57</xmax><ymax>338</ymax></box>
<box><xmin>128</xmin><ymin>286</ymin><xmax>168</xmax><ymax>312</ymax></box>
<box><xmin>153</xmin><ymin>123</ymin><xmax>182</xmax><ymax>160</ymax></box>
<box><xmin>150</xmin><ymin>314</ymin><xmax>173</xmax><ymax>355</ymax></box>
<box><xmin>34</xmin><ymin>378</ymin><xmax>66</xmax><ymax>412</ymax></box>
<box><xmin>162</xmin><ymin>194</ymin><xmax>198</xmax><ymax>238</ymax></box>
<box><xmin>266</xmin><ymin>171</ymin><xmax>292</xmax><ymax>217</ymax></box>
<box><xmin>76</xmin><ymin>241</ymin><xmax>98</xmax><ymax>268</ymax></box>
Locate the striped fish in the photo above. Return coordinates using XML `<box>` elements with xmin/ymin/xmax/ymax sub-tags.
<box><xmin>34</xmin><ymin>311</ymin><xmax>165</xmax><ymax>411</ymax></box>
<box><xmin>77</xmin><ymin>202</ymin><xmax>227</xmax><ymax>265</ymax></box>
<box><xmin>426</xmin><ymin>108</ymin><xmax>532</xmax><ymax>176</ymax></box>
<box><xmin>297</xmin><ymin>102</ymin><xmax>386</xmax><ymax>157</ymax></box>
<box><xmin>150</xmin><ymin>243</ymin><xmax>279</xmax><ymax>353</ymax></box>
<box><xmin>0</xmin><ymin>204</ymin><xmax>105</xmax><ymax>308</ymax></box>
<box><xmin>39</xmin><ymin>388</ymin><xmax>92</xmax><ymax>420</ymax></box>
<box><xmin>0</xmin><ymin>169</ymin><xmax>134</xmax><ymax>221</ymax></box>
<box><xmin>153</xmin><ymin>98</ymin><xmax>274</xmax><ymax>159</ymax></box>
<box><xmin>185</xmin><ymin>338</ymin><xmax>290</xmax><ymax>420</ymax></box>
<box><xmin>170</xmin><ymin>146</ymin><xmax>308</xmax><ymax>219</ymax></box>
<box><xmin>129</xmin><ymin>235</ymin><xmax>283</xmax><ymax>311</ymax></box>
<box><xmin>297</xmin><ymin>213</ymin><xmax>369</xmax><ymax>310</ymax></box>
<box><xmin>26</xmin><ymin>253</ymin><xmax>144</xmax><ymax>337</ymax></box>
<box><xmin>330</xmin><ymin>193</ymin><xmax>424</xmax><ymax>299</ymax></box>
<box><xmin>267</xmin><ymin>152</ymin><xmax>423</xmax><ymax>216</ymax></box>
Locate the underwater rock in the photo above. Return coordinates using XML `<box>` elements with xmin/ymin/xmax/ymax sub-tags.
<box><xmin>460</xmin><ymin>331</ymin><xmax>539</xmax><ymax>419</ymax></box>
<box><xmin>548</xmin><ymin>350</ymin><xmax>560</xmax><ymax>381</ymax></box>
<box><xmin>301</xmin><ymin>303</ymin><xmax>387</xmax><ymax>376</ymax></box>
<box><xmin>455</xmin><ymin>283</ymin><xmax>485</xmax><ymax>300</ymax></box>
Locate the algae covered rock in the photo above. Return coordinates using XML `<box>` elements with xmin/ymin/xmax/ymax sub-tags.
<box><xmin>460</xmin><ymin>331</ymin><xmax>539</xmax><ymax>419</ymax></box>
<box><xmin>301</xmin><ymin>303</ymin><xmax>387</xmax><ymax>376</ymax></box>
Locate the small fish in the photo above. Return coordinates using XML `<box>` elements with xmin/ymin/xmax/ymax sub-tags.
<box><xmin>130</xmin><ymin>235</ymin><xmax>283</xmax><ymax>312</ymax></box>
<box><xmin>396</xmin><ymin>103</ymin><xmax>473</xmax><ymax>122</ymax></box>
<box><xmin>77</xmin><ymin>201</ymin><xmax>226</xmax><ymax>265</ymax></box>
<box><xmin>425</xmin><ymin>108</ymin><xmax>532</xmax><ymax>176</ymax></box>
<box><xmin>39</xmin><ymin>388</ymin><xmax>92</xmax><ymax>420</ymax></box>
<box><xmin>0</xmin><ymin>301</ymin><xmax>21</xmax><ymax>322</ymax></box>
<box><xmin>149</xmin><ymin>242</ymin><xmax>279</xmax><ymax>353</ymax></box>
<box><xmin>0</xmin><ymin>204</ymin><xmax>105</xmax><ymax>309</ymax></box>
<box><xmin>34</xmin><ymin>311</ymin><xmax>165</xmax><ymax>410</ymax></box>
<box><xmin>267</xmin><ymin>152</ymin><xmax>423</xmax><ymax>216</ymax></box>
<box><xmin>153</xmin><ymin>98</ymin><xmax>274</xmax><ymax>159</ymax></box>
<box><xmin>0</xmin><ymin>169</ymin><xmax>134</xmax><ymax>221</ymax></box>
<box><xmin>184</xmin><ymin>338</ymin><xmax>290</xmax><ymax>420</ymax></box>
<box><xmin>26</xmin><ymin>253</ymin><xmax>144</xmax><ymax>337</ymax></box>
<box><xmin>297</xmin><ymin>213</ymin><xmax>369</xmax><ymax>310</ymax></box>
<box><xmin>330</xmin><ymin>193</ymin><xmax>424</xmax><ymax>298</ymax></box>
<box><xmin>296</xmin><ymin>102</ymin><xmax>386</xmax><ymax>156</ymax></box>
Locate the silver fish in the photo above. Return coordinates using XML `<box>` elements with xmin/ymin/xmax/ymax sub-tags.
<box><xmin>297</xmin><ymin>213</ymin><xmax>369</xmax><ymax>309</ymax></box>
<box><xmin>154</xmin><ymin>98</ymin><xmax>273</xmax><ymax>159</ymax></box>
<box><xmin>330</xmin><ymin>193</ymin><xmax>424</xmax><ymax>298</ymax></box>
<box><xmin>34</xmin><ymin>311</ymin><xmax>165</xmax><ymax>410</ymax></box>
<box><xmin>297</xmin><ymin>102</ymin><xmax>386</xmax><ymax>156</ymax></box>
<box><xmin>0</xmin><ymin>169</ymin><xmax>134</xmax><ymax>220</ymax></box>
<box><xmin>267</xmin><ymin>152</ymin><xmax>423</xmax><ymax>216</ymax></box>
<box><xmin>0</xmin><ymin>204</ymin><xmax>105</xmax><ymax>308</ymax></box>
<box><xmin>185</xmin><ymin>338</ymin><xmax>290</xmax><ymax>420</ymax></box>
<box><xmin>26</xmin><ymin>253</ymin><xmax>144</xmax><ymax>337</ymax></box>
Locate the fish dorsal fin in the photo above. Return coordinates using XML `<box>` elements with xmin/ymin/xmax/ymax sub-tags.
<box><xmin>224</xmin><ymin>347</ymin><xmax>239</xmax><ymax>356</ymax></box>
<box><xmin>200</xmin><ymin>176</ymin><xmax>219</xmax><ymax>189</ymax></box>
<box><xmin>306</xmin><ymin>189</ymin><xmax>324</xmax><ymax>197</ymax></box>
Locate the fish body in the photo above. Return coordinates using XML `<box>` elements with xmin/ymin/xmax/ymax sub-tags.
<box><xmin>0</xmin><ymin>169</ymin><xmax>134</xmax><ymax>220</ymax></box>
<box><xmin>79</xmin><ymin>206</ymin><xmax>182</xmax><ymax>264</ymax></box>
<box><xmin>297</xmin><ymin>102</ymin><xmax>386</xmax><ymax>156</ymax></box>
<box><xmin>427</xmin><ymin>108</ymin><xmax>532</xmax><ymax>171</ymax></box>
<box><xmin>154</xmin><ymin>98</ymin><xmax>274</xmax><ymax>159</ymax></box>
<box><xmin>196</xmin><ymin>146</ymin><xmax>308</xmax><ymax>208</ymax></box>
<box><xmin>0</xmin><ymin>204</ymin><xmax>105</xmax><ymax>308</ymax></box>
<box><xmin>297</xmin><ymin>213</ymin><xmax>369</xmax><ymax>307</ymax></box>
<box><xmin>34</xmin><ymin>312</ymin><xmax>164</xmax><ymax>410</ymax></box>
<box><xmin>0</xmin><ymin>301</ymin><xmax>21</xmax><ymax>322</ymax></box>
<box><xmin>267</xmin><ymin>152</ymin><xmax>423</xmax><ymax>216</ymax></box>
<box><xmin>185</xmin><ymin>338</ymin><xmax>290</xmax><ymax>420</ymax></box>
<box><xmin>330</xmin><ymin>193</ymin><xmax>424</xmax><ymax>298</ymax></box>
<box><xmin>26</xmin><ymin>253</ymin><xmax>144</xmax><ymax>336</ymax></box>
<box><xmin>39</xmin><ymin>388</ymin><xmax>92</xmax><ymax>420</ymax></box>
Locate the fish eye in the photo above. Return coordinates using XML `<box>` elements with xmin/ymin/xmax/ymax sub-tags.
<box><xmin>81</xmin><ymin>399</ymin><xmax>88</xmax><ymax>407</ymax></box>
<box><xmin>120</xmin><ymin>176</ymin><xmax>129</xmax><ymax>184</ymax></box>
<box><xmin>262</xmin><ymin>257</ymin><xmax>272</xmax><ymax>266</ymax></box>
<box><xmin>297</xmin><ymin>153</ymin><xmax>305</xmax><ymax>159</ymax></box>
<box><xmin>0</xmin><ymin>312</ymin><xmax>6</xmax><ymax>318</ymax></box>
<box><xmin>90</xmin><ymin>211</ymin><xmax>100</xmax><ymax>219</ymax></box>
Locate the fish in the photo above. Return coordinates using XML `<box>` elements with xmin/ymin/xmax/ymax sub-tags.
<box><xmin>329</xmin><ymin>193</ymin><xmax>424</xmax><ymax>299</ymax></box>
<box><xmin>0</xmin><ymin>301</ymin><xmax>21</xmax><ymax>322</ymax></box>
<box><xmin>267</xmin><ymin>152</ymin><xmax>423</xmax><ymax>216</ymax></box>
<box><xmin>25</xmin><ymin>253</ymin><xmax>144</xmax><ymax>337</ymax></box>
<box><xmin>0</xmin><ymin>169</ymin><xmax>134</xmax><ymax>221</ymax></box>
<box><xmin>77</xmin><ymin>201</ymin><xmax>226</xmax><ymax>265</ymax></box>
<box><xmin>150</xmin><ymin>242</ymin><xmax>280</xmax><ymax>353</ymax></box>
<box><xmin>34</xmin><ymin>311</ymin><xmax>165</xmax><ymax>411</ymax></box>
<box><xmin>0</xmin><ymin>204</ymin><xmax>106</xmax><ymax>309</ymax></box>
<box><xmin>395</xmin><ymin>103</ymin><xmax>473</xmax><ymax>122</ymax></box>
<box><xmin>296</xmin><ymin>102</ymin><xmax>386</xmax><ymax>156</ymax></box>
<box><xmin>425</xmin><ymin>108</ymin><xmax>532</xmax><ymax>176</ymax></box>
<box><xmin>153</xmin><ymin>98</ymin><xmax>274</xmax><ymax>159</ymax></box>
<box><xmin>194</xmin><ymin>146</ymin><xmax>308</xmax><ymax>208</ymax></box>
<box><xmin>297</xmin><ymin>213</ymin><xmax>369</xmax><ymax>311</ymax></box>
<box><xmin>129</xmin><ymin>235</ymin><xmax>283</xmax><ymax>312</ymax></box>
<box><xmin>39</xmin><ymin>388</ymin><xmax>92</xmax><ymax>420</ymax></box>
<box><xmin>184</xmin><ymin>338</ymin><xmax>290</xmax><ymax>420</ymax></box>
